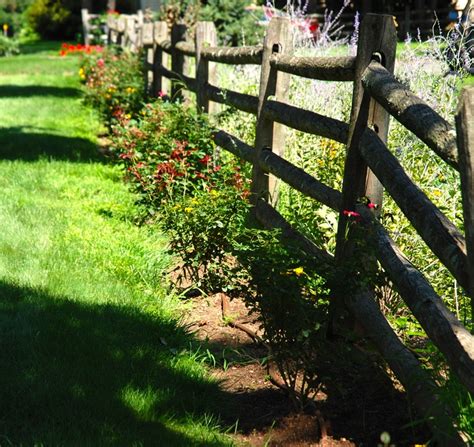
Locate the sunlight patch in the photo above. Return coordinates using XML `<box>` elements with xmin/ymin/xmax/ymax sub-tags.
<box><xmin>120</xmin><ymin>385</ymin><xmax>163</xmax><ymax>420</ymax></box>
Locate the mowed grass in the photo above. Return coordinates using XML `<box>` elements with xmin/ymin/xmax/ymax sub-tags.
<box><xmin>0</xmin><ymin>43</ymin><xmax>233</xmax><ymax>446</ymax></box>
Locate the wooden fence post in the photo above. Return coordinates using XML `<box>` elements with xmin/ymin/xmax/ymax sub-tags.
<box><xmin>125</xmin><ymin>16</ymin><xmax>136</xmax><ymax>50</ymax></box>
<box><xmin>171</xmin><ymin>23</ymin><xmax>187</xmax><ymax>101</ymax></box>
<box><xmin>251</xmin><ymin>17</ymin><xmax>294</xmax><ymax>206</ymax></box>
<box><xmin>330</xmin><ymin>14</ymin><xmax>397</xmax><ymax>334</ymax></box>
<box><xmin>137</xmin><ymin>10</ymin><xmax>144</xmax><ymax>46</ymax></box>
<box><xmin>81</xmin><ymin>9</ymin><xmax>91</xmax><ymax>45</ymax></box>
<box><xmin>152</xmin><ymin>22</ymin><xmax>169</xmax><ymax>98</ymax></box>
<box><xmin>106</xmin><ymin>14</ymin><xmax>115</xmax><ymax>45</ymax></box>
<box><xmin>195</xmin><ymin>22</ymin><xmax>218</xmax><ymax>113</ymax></box>
<box><xmin>117</xmin><ymin>15</ymin><xmax>126</xmax><ymax>48</ymax></box>
<box><xmin>456</xmin><ymin>86</ymin><xmax>474</xmax><ymax>324</ymax></box>
<box><xmin>142</xmin><ymin>22</ymin><xmax>154</xmax><ymax>96</ymax></box>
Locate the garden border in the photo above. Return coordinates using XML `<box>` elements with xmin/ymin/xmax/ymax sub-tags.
<box><xmin>98</xmin><ymin>11</ymin><xmax>474</xmax><ymax>443</ymax></box>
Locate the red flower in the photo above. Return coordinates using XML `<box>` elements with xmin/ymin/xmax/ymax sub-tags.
<box><xmin>170</xmin><ymin>149</ymin><xmax>183</xmax><ymax>160</ymax></box>
<box><xmin>119</xmin><ymin>152</ymin><xmax>134</xmax><ymax>160</ymax></box>
<box><xmin>199</xmin><ymin>154</ymin><xmax>211</xmax><ymax>165</ymax></box>
<box><xmin>367</xmin><ymin>202</ymin><xmax>378</xmax><ymax>209</ymax></box>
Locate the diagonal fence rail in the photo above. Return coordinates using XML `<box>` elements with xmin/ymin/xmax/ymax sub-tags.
<box><xmin>99</xmin><ymin>11</ymin><xmax>474</xmax><ymax>443</ymax></box>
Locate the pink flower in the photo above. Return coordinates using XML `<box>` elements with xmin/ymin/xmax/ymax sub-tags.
<box><xmin>97</xmin><ymin>58</ymin><xmax>105</xmax><ymax>68</ymax></box>
<box><xmin>367</xmin><ymin>202</ymin><xmax>378</xmax><ymax>209</ymax></box>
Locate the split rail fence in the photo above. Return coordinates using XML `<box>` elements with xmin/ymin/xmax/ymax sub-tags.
<box><xmin>102</xmin><ymin>11</ymin><xmax>474</xmax><ymax>443</ymax></box>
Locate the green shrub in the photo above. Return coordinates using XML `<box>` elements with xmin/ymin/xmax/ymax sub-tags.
<box><xmin>25</xmin><ymin>0</ymin><xmax>80</xmax><ymax>40</ymax></box>
<box><xmin>233</xmin><ymin>228</ymin><xmax>330</xmax><ymax>407</ymax></box>
<box><xmin>0</xmin><ymin>0</ymin><xmax>32</xmax><ymax>37</ymax></box>
<box><xmin>161</xmin><ymin>182</ymin><xmax>250</xmax><ymax>293</ymax></box>
<box><xmin>199</xmin><ymin>0</ymin><xmax>265</xmax><ymax>46</ymax></box>
<box><xmin>0</xmin><ymin>34</ymin><xmax>19</xmax><ymax>55</ymax></box>
<box><xmin>109</xmin><ymin>99</ymin><xmax>219</xmax><ymax>208</ymax></box>
<box><xmin>106</xmin><ymin>97</ymin><xmax>251</xmax><ymax>292</ymax></box>
<box><xmin>80</xmin><ymin>47</ymin><xmax>144</xmax><ymax>126</ymax></box>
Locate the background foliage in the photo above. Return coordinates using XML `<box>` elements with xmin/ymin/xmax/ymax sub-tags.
<box><xmin>25</xmin><ymin>0</ymin><xmax>81</xmax><ymax>40</ymax></box>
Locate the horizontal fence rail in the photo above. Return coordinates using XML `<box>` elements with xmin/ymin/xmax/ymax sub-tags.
<box><xmin>201</xmin><ymin>45</ymin><xmax>263</xmax><ymax>65</ymax></box>
<box><xmin>174</xmin><ymin>41</ymin><xmax>196</xmax><ymax>57</ymax></box>
<box><xmin>204</xmin><ymin>84</ymin><xmax>259</xmax><ymax>114</ymax></box>
<box><xmin>270</xmin><ymin>54</ymin><xmax>356</xmax><ymax>81</ymax></box>
<box><xmin>262</xmin><ymin>100</ymin><xmax>350</xmax><ymax>144</ymax></box>
<box><xmin>99</xmin><ymin>11</ymin><xmax>474</xmax><ymax>443</ymax></box>
<box><xmin>359</xmin><ymin>128</ymin><xmax>469</xmax><ymax>290</ymax></box>
<box><xmin>362</xmin><ymin>61</ymin><xmax>459</xmax><ymax>169</ymax></box>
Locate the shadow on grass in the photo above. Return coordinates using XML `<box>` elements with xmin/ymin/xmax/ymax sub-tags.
<box><xmin>0</xmin><ymin>126</ymin><xmax>103</xmax><ymax>162</ymax></box>
<box><xmin>19</xmin><ymin>41</ymin><xmax>64</xmax><ymax>55</ymax></box>
<box><xmin>0</xmin><ymin>281</ymin><xmax>232</xmax><ymax>446</ymax></box>
<box><xmin>0</xmin><ymin>85</ymin><xmax>81</xmax><ymax>98</ymax></box>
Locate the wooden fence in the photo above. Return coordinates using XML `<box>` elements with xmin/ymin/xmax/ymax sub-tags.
<box><xmin>103</xmin><ymin>12</ymin><xmax>474</xmax><ymax>443</ymax></box>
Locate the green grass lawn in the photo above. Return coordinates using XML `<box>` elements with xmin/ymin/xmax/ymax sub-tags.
<box><xmin>0</xmin><ymin>43</ymin><xmax>233</xmax><ymax>446</ymax></box>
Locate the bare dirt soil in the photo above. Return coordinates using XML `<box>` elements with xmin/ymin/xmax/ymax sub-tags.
<box><xmin>184</xmin><ymin>293</ymin><xmax>431</xmax><ymax>447</ymax></box>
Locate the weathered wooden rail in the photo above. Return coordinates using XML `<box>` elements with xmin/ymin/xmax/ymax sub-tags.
<box><xmin>102</xmin><ymin>12</ymin><xmax>474</xmax><ymax>443</ymax></box>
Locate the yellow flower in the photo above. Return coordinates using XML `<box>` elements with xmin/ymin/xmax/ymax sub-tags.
<box><xmin>292</xmin><ymin>267</ymin><xmax>304</xmax><ymax>276</ymax></box>
<box><xmin>210</xmin><ymin>190</ymin><xmax>219</xmax><ymax>197</ymax></box>
<box><xmin>191</xmin><ymin>198</ymin><xmax>199</xmax><ymax>205</ymax></box>
<box><xmin>184</xmin><ymin>207</ymin><xmax>193</xmax><ymax>213</ymax></box>
<box><xmin>126</xmin><ymin>87</ymin><xmax>136</xmax><ymax>94</ymax></box>
<box><xmin>172</xmin><ymin>204</ymin><xmax>181</xmax><ymax>210</ymax></box>
<box><xmin>125</xmin><ymin>114</ymin><xmax>131</xmax><ymax>119</ymax></box>
<box><xmin>432</xmin><ymin>189</ymin><xmax>442</xmax><ymax>197</ymax></box>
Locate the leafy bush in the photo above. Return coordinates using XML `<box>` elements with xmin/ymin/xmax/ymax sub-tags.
<box><xmin>161</xmin><ymin>182</ymin><xmax>250</xmax><ymax>292</ymax></box>
<box><xmin>233</xmin><ymin>228</ymin><xmax>330</xmax><ymax>407</ymax></box>
<box><xmin>0</xmin><ymin>0</ymin><xmax>31</xmax><ymax>36</ymax></box>
<box><xmin>199</xmin><ymin>0</ymin><xmax>265</xmax><ymax>46</ymax></box>
<box><xmin>80</xmin><ymin>47</ymin><xmax>145</xmax><ymax>126</ymax></box>
<box><xmin>107</xmin><ymin>97</ymin><xmax>251</xmax><ymax>292</ymax></box>
<box><xmin>0</xmin><ymin>34</ymin><xmax>19</xmax><ymax>55</ymax></box>
<box><xmin>25</xmin><ymin>0</ymin><xmax>81</xmax><ymax>40</ymax></box>
<box><xmin>109</xmin><ymin>100</ymin><xmax>218</xmax><ymax>206</ymax></box>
